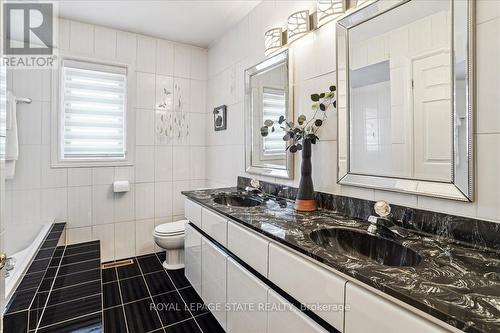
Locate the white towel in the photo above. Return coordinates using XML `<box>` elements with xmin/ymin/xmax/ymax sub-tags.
<box><xmin>5</xmin><ymin>91</ymin><xmax>18</xmax><ymax>179</ymax></box>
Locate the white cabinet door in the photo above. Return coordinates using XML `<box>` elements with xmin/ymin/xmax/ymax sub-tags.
<box><xmin>227</xmin><ymin>258</ymin><xmax>269</xmax><ymax>333</ymax></box>
<box><xmin>185</xmin><ymin>199</ymin><xmax>202</xmax><ymax>227</ymax></box>
<box><xmin>267</xmin><ymin>290</ymin><xmax>328</xmax><ymax>333</ymax></box>
<box><xmin>227</xmin><ymin>221</ymin><xmax>269</xmax><ymax>277</ymax></box>
<box><xmin>344</xmin><ymin>282</ymin><xmax>450</xmax><ymax>333</ymax></box>
<box><xmin>268</xmin><ymin>243</ymin><xmax>346</xmax><ymax>331</ymax></box>
<box><xmin>202</xmin><ymin>237</ymin><xmax>228</xmax><ymax>330</ymax></box>
<box><xmin>202</xmin><ymin>208</ymin><xmax>227</xmax><ymax>246</ymax></box>
<box><xmin>185</xmin><ymin>223</ymin><xmax>202</xmax><ymax>294</ymax></box>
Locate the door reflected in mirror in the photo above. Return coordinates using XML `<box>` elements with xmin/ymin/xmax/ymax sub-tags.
<box><xmin>348</xmin><ymin>0</ymin><xmax>452</xmax><ymax>182</ymax></box>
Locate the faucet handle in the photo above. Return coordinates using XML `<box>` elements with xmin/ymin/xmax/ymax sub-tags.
<box><xmin>250</xmin><ymin>178</ymin><xmax>261</xmax><ymax>189</ymax></box>
<box><xmin>374</xmin><ymin>200</ymin><xmax>391</xmax><ymax>217</ymax></box>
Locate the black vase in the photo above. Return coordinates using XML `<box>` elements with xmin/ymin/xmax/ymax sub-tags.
<box><xmin>295</xmin><ymin>138</ymin><xmax>317</xmax><ymax>212</ymax></box>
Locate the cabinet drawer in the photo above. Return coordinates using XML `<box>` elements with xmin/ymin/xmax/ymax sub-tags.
<box><xmin>185</xmin><ymin>224</ymin><xmax>202</xmax><ymax>294</ymax></box>
<box><xmin>202</xmin><ymin>208</ymin><xmax>227</xmax><ymax>246</ymax></box>
<box><xmin>227</xmin><ymin>258</ymin><xmax>268</xmax><ymax>333</ymax></box>
<box><xmin>184</xmin><ymin>199</ymin><xmax>201</xmax><ymax>227</ymax></box>
<box><xmin>268</xmin><ymin>243</ymin><xmax>346</xmax><ymax>331</ymax></box>
<box><xmin>267</xmin><ymin>289</ymin><xmax>328</xmax><ymax>333</ymax></box>
<box><xmin>344</xmin><ymin>282</ymin><xmax>449</xmax><ymax>333</ymax></box>
<box><xmin>227</xmin><ymin>221</ymin><xmax>269</xmax><ymax>277</ymax></box>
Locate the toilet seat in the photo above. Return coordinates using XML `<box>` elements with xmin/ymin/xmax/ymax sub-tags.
<box><xmin>154</xmin><ymin>220</ymin><xmax>187</xmax><ymax>236</ymax></box>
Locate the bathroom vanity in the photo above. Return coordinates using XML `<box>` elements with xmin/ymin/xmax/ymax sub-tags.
<box><xmin>182</xmin><ymin>185</ymin><xmax>499</xmax><ymax>333</ymax></box>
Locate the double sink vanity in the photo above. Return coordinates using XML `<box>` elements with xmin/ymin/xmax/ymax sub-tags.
<box><xmin>182</xmin><ymin>182</ymin><xmax>500</xmax><ymax>333</ymax></box>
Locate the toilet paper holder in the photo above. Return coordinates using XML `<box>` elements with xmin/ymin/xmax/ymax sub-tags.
<box><xmin>113</xmin><ymin>180</ymin><xmax>130</xmax><ymax>193</ymax></box>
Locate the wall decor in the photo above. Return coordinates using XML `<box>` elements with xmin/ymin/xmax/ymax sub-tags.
<box><xmin>213</xmin><ymin>105</ymin><xmax>227</xmax><ymax>131</ymax></box>
<box><xmin>261</xmin><ymin>85</ymin><xmax>336</xmax><ymax>211</ymax></box>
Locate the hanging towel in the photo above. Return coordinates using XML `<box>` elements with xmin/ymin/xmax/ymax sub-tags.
<box><xmin>5</xmin><ymin>91</ymin><xmax>18</xmax><ymax>179</ymax></box>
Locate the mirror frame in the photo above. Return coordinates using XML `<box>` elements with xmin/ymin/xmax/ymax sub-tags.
<box><xmin>245</xmin><ymin>49</ymin><xmax>294</xmax><ymax>179</ymax></box>
<box><xmin>336</xmin><ymin>0</ymin><xmax>474</xmax><ymax>201</ymax></box>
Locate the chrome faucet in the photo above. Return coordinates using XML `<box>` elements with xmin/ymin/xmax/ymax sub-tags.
<box><xmin>367</xmin><ymin>201</ymin><xmax>411</xmax><ymax>238</ymax></box>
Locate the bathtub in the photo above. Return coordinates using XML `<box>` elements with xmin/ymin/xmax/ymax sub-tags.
<box><xmin>5</xmin><ymin>223</ymin><xmax>53</xmax><ymax>299</ymax></box>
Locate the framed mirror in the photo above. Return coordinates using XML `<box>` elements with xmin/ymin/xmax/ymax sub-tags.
<box><xmin>245</xmin><ymin>50</ymin><xmax>294</xmax><ymax>179</ymax></box>
<box><xmin>337</xmin><ymin>0</ymin><xmax>474</xmax><ymax>201</ymax></box>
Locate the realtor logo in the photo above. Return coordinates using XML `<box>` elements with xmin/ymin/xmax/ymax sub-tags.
<box><xmin>3</xmin><ymin>3</ymin><xmax>53</xmax><ymax>55</ymax></box>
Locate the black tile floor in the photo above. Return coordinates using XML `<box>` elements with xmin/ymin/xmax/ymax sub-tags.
<box><xmin>103</xmin><ymin>252</ymin><xmax>225</xmax><ymax>333</ymax></box>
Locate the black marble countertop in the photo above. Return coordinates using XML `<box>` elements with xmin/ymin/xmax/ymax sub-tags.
<box><xmin>182</xmin><ymin>188</ymin><xmax>500</xmax><ymax>333</ymax></box>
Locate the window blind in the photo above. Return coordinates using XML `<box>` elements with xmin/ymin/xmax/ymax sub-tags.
<box><xmin>262</xmin><ymin>87</ymin><xmax>286</xmax><ymax>155</ymax></box>
<box><xmin>61</xmin><ymin>60</ymin><xmax>127</xmax><ymax>159</ymax></box>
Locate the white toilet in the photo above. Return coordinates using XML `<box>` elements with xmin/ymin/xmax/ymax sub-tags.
<box><xmin>153</xmin><ymin>220</ymin><xmax>187</xmax><ymax>270</ymax></box>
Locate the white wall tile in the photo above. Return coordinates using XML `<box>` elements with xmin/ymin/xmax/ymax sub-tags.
<box><xmin>190</xmin><ymin>146</ymin><xmax>206</xmax><ymax>180</ymax></box>
<box><xmin>12</xmin><ymin>69</ymin><xmax>50</xmax><ymax>102</ymax></box>
<box><xmin>11</xmin><ymin>145</ymin><xmax>41</xmax><ymax>190</ymax></box>
<box><xmin>173</xmin><ymin>78</ymin><xmax>190</xmax><ymax>113</ymax></box>
<box><xmin>190</xmin><ymin>47</ymin><xmax>208</xmax><ymax>80</ymax></box>
<box><xmin>189</xmin><ymin>113</ymin><xmax>206</xmax><ymax>146</ymax></box>
<box><xmin>136</xmin><ymin>72</ymin><xmax>156</xmax><ymax>109</ymax></box>
<box><xmin>92</xmin><ymin>167</ymin><xmax>115</xmax><ymax>185</ymax></box>
<box><xmin>137</xmin><ymin>35</ymin><xmax>157</xmax><ymax>73</ymax></box>
<box><xmin>69</xmin><ymin>21</ymin><xmax>94</xmax><ymax>55</ymax></box>
<box><xmin>155</xmin><ymin>75</ymin><xmax>174</xmax><ymax>111</ymax></box>
<box><xmin>174</xmin><ymin>44</ymin><xmax>191</xmax><ymax>78</ymax></box>
<box><xmin>115</xmin><ymin>221</ymin><xmax>135</xmax><ymax>259</ymax></box>
<box><xmin>135</xmin><ymin>219</ymin><xmax>155</xmax><ymax>256</ymax></box>
<box><xmin>190</xmin><ymin>79</ymin><xmax>207</xmax><ymax>113</ymax></box>
<box><xmin>476</xmin><ymin>134</ymin><xmax>500</xmax><ymax>221</ymax></box>
<box><xmin>41</xmin><ymin>188</ymin><xmax>67</xmax><ymax>222</ymax></box>
<box><xmin>67</xmin><ymin>227</ymin><xmax>92</xmax><ymax>245</ymax></box>
<box><xmin>156</xmin><ymin>40</ymin><xmax>174</xmax><ymax>76</ymax></box>
<box><xmin>154</xmin><ymin>182</ymin><xmax>173</xmax><ymax>218</ymax></box>
<box><xmin>94</xmin><ymin>26</ymin><xmax>117</xmax><ymax>59</ymax></box>
<box><xmin>93</xmin><ymin>224</ymin><xmax>115</xmax><ymax>262</ymax></box>
<box><xmin>114</xmin><ymin>166</ymin><xmax>135</xmax><ymax>183</ymax></box>
<box><xmin>58</xmin><ymin>19</ymin><xmax>70</xmax><ymax>50</ymax></box>
<box><xmin>41</xmin><ymin>146</ymin><xmax>67</xmax><ymax>188</ymax></box>
<box><xmin>135</xmin><ymin>146</ymin><xmax>155</xmax><ymax>183</ymax></box>
<box><xmin>12</xmin><ymin>189</ymin><xmax>40</xmax><ymax>224</ymax></box>
<box><xmin>92</xmin><ymin>185</ymin><xmax>114</xmax><ymax>225</ymax></box>
<box><xmin>135</xmin><ymin>182</ymin><xmax>155</xmax><ymax>219</ymax></box>
<box><xmin>68</xmin><ymin>168</ymin><xmax>92</xmax><ymax>186</ymax></box>
<box><xmin>172</xmin><ymin>180</ymin><xmax>190</xmax><ymax>216</ymax></box>
<box><xmin>476</xmin><ymin>18</ymin><xmax>500</xmax><ymax>134</ymax></box>
<box><xmin>114</xmin><ymin>186</ymin><xmax>135</xmax><ymax>222</ymax></box>
<box><xmin>135</xmin><ymin>109</ymin><xmax>155</xmax><ymax>145</ymax></box>
<box><xmin>116</xmin><ymin>31</ymin><xmax>137</xmax><ymax>65</ymax></box>
<box><xmin>154</xmin><ymin>146</ymin><xmax>173</xmax><ymax>182</ymax></box>
<box><xmin>17</xmin><ymin>101</ymin><xmax>42</xmax><ymax>144</ymax></box>
<box><xmin>172</xmin><ymin>146</ymin><xmax>190</xmax><ymax>181</ymax></box>
<box><xmin>68</xmin><ymin>186</ymin><xmax>92</xmax><ymax>228</ymax></box>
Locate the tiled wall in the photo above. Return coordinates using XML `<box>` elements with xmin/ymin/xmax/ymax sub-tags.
<box><xmin>5</xmin><ymin>18</ymin><xmax>208</xmax><ymax>261</ymax></box>
<box><xmin>206</xmin><ymin>0</ymin><xmax>500</xmax><ymax>224</ymax></box>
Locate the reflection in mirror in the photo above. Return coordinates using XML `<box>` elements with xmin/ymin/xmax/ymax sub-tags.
<box><xmin>245</xmin><ymin>50</ymin><xmax>294</xmax><ymax>179</ymax></box>
<box><xmin>337</xmin><ymin>0</ymin><xmax>474</xmax><ymax>201</ymax></box>
<box><xmin>349</xmin><ymin>0</ymin><xmax>451</xmax><ymax>182</ymax></box>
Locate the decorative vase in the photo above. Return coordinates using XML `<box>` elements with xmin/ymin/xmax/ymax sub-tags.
<box><xmin>295</xmin><ymin>138</ymin><xmax>317</xmax><ymax>212</ymax></box>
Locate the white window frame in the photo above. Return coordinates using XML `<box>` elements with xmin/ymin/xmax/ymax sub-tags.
<box><xmin>51</xmin><ymin>53</ymin><xmax>135</xmax><ymax>168</ymax></box>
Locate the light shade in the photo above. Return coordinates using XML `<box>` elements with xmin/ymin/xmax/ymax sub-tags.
<box><xmin>264</xmin><ymin>28</ymin><xmax>283</xmax><ymax>56</ymax></box>
<box><xmin>317</xmin><ymin>0</ymin><xmax>345</xmax><ymax>27</ymax></box>
<box><xmin>287</xmin><ymin>10</ymin><xmax>310</xmax><ymax>43</ymax></box>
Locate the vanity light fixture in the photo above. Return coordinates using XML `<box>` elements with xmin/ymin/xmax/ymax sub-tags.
<box><xmin>316</xmin><ymin>0</ymin><xmax>345</xmax><ymax>27</ymax></box>
<box><xmin>287</xmin><ymin>10</ymin><xmax>311</xmax><ymax>43</ymax></box>
<box><xmin>264</xmin><ymin>27</ymin><xmax>284</xmax><ymax>56</ymax></box>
